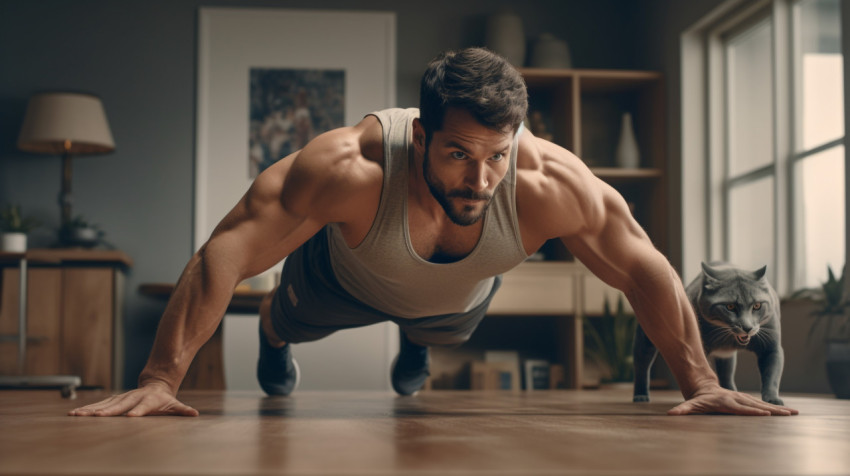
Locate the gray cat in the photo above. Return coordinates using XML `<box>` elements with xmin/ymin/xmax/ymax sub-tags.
<box><xmin>632</xmin><ymin>262</ymin><xmax>785</xmax><ymax>405</ymax></box>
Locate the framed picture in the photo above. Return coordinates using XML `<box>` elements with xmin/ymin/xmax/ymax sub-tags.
<box><xmin>195</xmin><ymin>8</ymin><xmax>396</xmax><ymax>249</ymax></box>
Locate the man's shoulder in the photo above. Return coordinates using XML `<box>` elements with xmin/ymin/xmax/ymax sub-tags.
<box><xmin>514</xmin><ymin>132</ymin><xmax>607</xmax><ymax>238</ymax></box>
<box><xmin>281</xmin><ymin>117</ymin><xmax>385</xmax><ymax>221</ymax></box>
<box><xmin>515</xmin><ymin>133</ymin><xmax>600</xmax><ymax>201</ymax></box>
<box><xmin>294</xmin><ymin>116</ymin><xmax>385</xmax><ymax>176</ymax></box>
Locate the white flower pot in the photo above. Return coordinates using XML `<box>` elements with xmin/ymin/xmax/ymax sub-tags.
<box><xmin>1</xmin><ymin>232</ymin><xmax>27</xmax><ymax>252</ymax></box>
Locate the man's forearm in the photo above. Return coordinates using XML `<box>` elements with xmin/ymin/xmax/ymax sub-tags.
<box><xmin>625</xmin><ymin>260</ymin><xmax>718</xmax><ymax>398</ymax></box>
<box><xmin>138</xmin><ymin>250</ymin><xmax>239</xmax><ymax>394</ymax></box>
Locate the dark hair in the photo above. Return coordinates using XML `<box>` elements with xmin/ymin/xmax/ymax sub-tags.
<box><xmin>419</xmin><ymin>47</ymin><xmax>528</xmax><ymax>142</ymax></box>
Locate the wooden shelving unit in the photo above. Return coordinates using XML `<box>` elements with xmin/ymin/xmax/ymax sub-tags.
<box><xmin>428</xmin><ymin>68</ymin><xmax>667</xmax><ymax>391</ymax></box>
<box><xmin>521</xmin><ymin>67</ymin><xmax>667</xmax><ymax>259</ymax></box>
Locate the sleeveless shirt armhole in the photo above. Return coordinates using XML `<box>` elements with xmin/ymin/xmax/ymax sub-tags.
<box><xmin>509</xmin><ymin>124</ymin><xmax>530</xmax><ymax>259</ymax></box>
<box><xmin>336</xmin><ymin>111</ymin><xmax>394</xmax><ymax>253</ymax></box>
<box><xmin>342</xmin><ymin>109</ymin><xmax>412</xmax><ymax>253</ymax></box>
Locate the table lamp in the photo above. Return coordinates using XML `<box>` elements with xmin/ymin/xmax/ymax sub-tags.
<box><xmin>17</xmin><ymin>92</ymin><xmax>115</xmax><ymax>243</ymax></box>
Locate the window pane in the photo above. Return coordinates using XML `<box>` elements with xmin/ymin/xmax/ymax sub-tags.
<box><xmin>795</xmin><ymin>0</ymin><xmax>844</xmax><ymax>151</ymax></box>
<box><xmin>728</xmin><ymin>177</ymin><xmax>775</xmax><ymax>281</ymax></box>
<box><xmin>726</xmin><ymin>18</ymin><xmax>774</xmax><ymax>177</ymax></box>
<box><xmin>793</xmin><ymin>146</ymin><xmax>845</xmax><ymax>289</ymax></box>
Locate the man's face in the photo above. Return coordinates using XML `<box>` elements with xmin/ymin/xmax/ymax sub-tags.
<box><xmin>421</xmin><ymin>108</ymin><xmax>514</xmax><ymax>227</ymax></box>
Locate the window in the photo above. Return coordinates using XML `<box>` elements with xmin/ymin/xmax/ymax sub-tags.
<box><xmin>684</xmin><ymin>0</ymin><xmax>844</xmax><ymax>293</ymax></box>
<box><xmin>723</xmin><ymin>14</ymin><xmax>777</xmax><ymax>279</ymax></box>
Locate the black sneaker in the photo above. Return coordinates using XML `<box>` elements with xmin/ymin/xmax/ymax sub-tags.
<box><xmin>391</xmin><ymin>330</ymin><xmax>430</xmax><ymax>396</ymax></box>
<box><xmin>256</xmin><ymin>325</ymin><xmax>300</xmax><ymax>396</ymax></box>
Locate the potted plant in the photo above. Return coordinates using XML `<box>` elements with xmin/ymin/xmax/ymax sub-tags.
<box><xmin>0</xmin><ymin>204</ymin><xmax>39</xmax><ymax>252</ymax></box>
<box><xmin>59</xmin><ymin>215</ymin><xmax>103</xmax><ymax>248</ymax></box>
<box><xmin>801</xmin><ymin>266</ymin><xmax>850</xmax><ymax>399</ymax></box>
<box><xmin>583</xmin><ymin>295</ymin><xmax>637</xmax><ymax>384</ymax></box>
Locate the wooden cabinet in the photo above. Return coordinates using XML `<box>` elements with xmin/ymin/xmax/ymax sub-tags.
<box><xmin>0</xmin><ymin>249</ymin><xmax>131</xmax><ymax>390</ymax></box>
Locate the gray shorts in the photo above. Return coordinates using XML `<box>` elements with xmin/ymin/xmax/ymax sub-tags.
<box><xmin>270</xmin><ymin>226</ymin><xmax>502</xmax><ymax>347</ymax></box>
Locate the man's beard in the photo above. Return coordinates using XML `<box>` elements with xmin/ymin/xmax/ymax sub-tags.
<box><xmin>422</xmin><ymin>144</ymin><xmax>494</xmax><ymax>227</ymax></box>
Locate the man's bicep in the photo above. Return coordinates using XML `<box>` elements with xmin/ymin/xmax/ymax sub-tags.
<box><xmin>560</xmin><ymin>187</ymin><xmax>656</xmax><ymax>293</ymax></box>
<box><xmin>205</xmin><ymin>163</ymin><xmax>324</xmax><ymax>280</ymax></box>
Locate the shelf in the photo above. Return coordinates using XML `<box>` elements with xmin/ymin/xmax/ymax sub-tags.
<box><xmin>590</xmin><ymin>167</ymin><xmax>663</xmax><ymax>184</ymax></box>
<box><xmin>520</xmin><ymin>68</ymin><xmax>662</xmax><ymax>92</ymax></box>
<box><xmin>0</xmin><ymin>249</ymin><xmax>133</xmax><ymax>267</ymax></box>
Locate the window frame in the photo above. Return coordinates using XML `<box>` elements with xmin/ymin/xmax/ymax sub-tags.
<box><xmin>682</xmin><ymin>0</ymin><xmax>844</xmax><ymax>295</ymax></box>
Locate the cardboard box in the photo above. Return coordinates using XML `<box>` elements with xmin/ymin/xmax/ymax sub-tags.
<box><xmin>470</xmin><ymin>361</ymin><xmax>520</xmax><ymax>391</ymax></box>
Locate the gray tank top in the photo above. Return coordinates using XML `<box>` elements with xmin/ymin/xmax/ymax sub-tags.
<box><xmin>327</xmin><ymin>108</ymin><xmax>528</xmax><ymax>318</ymax></box>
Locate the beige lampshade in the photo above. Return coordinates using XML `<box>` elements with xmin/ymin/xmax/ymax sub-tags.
<box><xmin>17</xmin><ymin>92</ymin><xmax>115</xmax><ymax>155</ymax></box>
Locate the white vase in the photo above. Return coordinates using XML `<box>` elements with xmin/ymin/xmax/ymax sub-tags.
<box><xmin>615</xmin><ymin>113</ymin><xmax>640</xmax><ymax>168</ymax></box>
<box><xmin>1</xmin><ymin>232</ymin><xmax>27</xmax><ymax>252</ymax></box>
<box><xmin>529</xmin><ymin>33</ymin><xmax>572</xmax><ymax>69</ymax></box>
<box><xmin>485</xmin><ymin>12</ymin><xmax>525</xmax><ymax>67</ymax></box>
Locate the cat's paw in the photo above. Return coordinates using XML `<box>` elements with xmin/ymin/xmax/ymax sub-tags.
<box><xmin>633</xmin><ymin>395</ymin><xmax>650</xmax><ymax>403</ymax></box>
<box><xmin>763</xmin><ymin>396</ymin><xmax>784</xmax><ymax>406</ymax></box>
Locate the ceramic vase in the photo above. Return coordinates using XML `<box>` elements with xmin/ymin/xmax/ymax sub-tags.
<box><xmin>1</xmin><ymin>232</ymin><xmax>27</xmax><ymax>252</ymax></box>
<box><xmin>529</xmin><ymin>33</ymin><xmax>572</xmax><ymax>69</ymax></box>
<box><xmin>485</xmin><ymin>12</ymin><xmax>525</xmax><ymax>67</ymax></box>
<box><xmin>616</xmin><ymin>112</ymin><xmax>640</xmax><ymax>168</ymax></box>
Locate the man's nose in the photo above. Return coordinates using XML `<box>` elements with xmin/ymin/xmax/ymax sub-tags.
<box><xmin>465</xmin><ymin>161</ymin><xmax>488</xmax><ymax>191</ymax></box>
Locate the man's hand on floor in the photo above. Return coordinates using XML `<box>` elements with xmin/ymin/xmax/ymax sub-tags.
<box><xmin>667</xmin><ymin>385</ymin><xmax>798</xmax><ymax>416</ymax></box>
<box><xmin>68</xmin><ymin>382</ymin><xmax>198</xmax><ymax>417</ymax></box>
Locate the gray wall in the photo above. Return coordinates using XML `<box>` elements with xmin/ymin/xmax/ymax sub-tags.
<box><xmin>0</xmin><ymin>0</ymin><xmax>644</xmax><ymax>389</ymax></box>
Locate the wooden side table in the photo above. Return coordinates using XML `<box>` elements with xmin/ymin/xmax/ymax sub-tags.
<box><xmin>0</xmin><ymin>249</ymin><xmax>132</xmax><ymax>393</ymax></box>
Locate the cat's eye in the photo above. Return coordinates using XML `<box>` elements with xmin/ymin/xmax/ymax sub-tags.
<box><xmin>725</xmin><ymin>304</ymin><xmax>736</xmax><ymax>311</ymax></box>
<box><xmin>753</xmin><ymin>303</ymin><xmax>762</xmax><ymax>310</ymax></box>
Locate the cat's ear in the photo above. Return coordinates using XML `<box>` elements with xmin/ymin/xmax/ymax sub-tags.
<box><xmin>701</xmin><ymin>262</ymin><xmax>723</xmax><ymax>280</ymax></box>
<box><xmin>753</xmin><ymin>265</ymin><xmax>767</xmax><ymax>280</ymax></box>
<box><xmin>701</xmin><ymin>262</ymin><xmax>723</xmax><ymax>290</ymax></box>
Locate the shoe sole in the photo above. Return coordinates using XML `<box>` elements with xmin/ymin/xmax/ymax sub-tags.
<box><xmin>291</xmin><ymin>358</ymin><xmax>301</xmax><ymax>394</ymax></box>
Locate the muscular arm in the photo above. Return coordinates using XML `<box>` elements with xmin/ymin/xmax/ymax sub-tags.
<box><xmin>518</xmin><ymin>133</ymin><xmax>796</xmax><ymax>416</ymax></box>
<box><xmin>137</xmin><ymin>164</ymin><xmax>323</xmax><ymax>395</ymax></box>
<box><xmin>69</xmin><ymin>119</ymin><xmax>383</xmax><ymax>416</ymax></box>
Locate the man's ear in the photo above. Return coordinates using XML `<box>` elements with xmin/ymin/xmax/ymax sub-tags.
<box><xmin>412</xmin><ymin>118</ymin><xmax>426</xmax><ymax>154</ymax></box>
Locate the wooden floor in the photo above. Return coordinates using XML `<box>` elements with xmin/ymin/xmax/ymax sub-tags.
<box><xmin>1</xmin><ymin>388</ymin><xmax>849</xmax><ymax>475</ymax></box>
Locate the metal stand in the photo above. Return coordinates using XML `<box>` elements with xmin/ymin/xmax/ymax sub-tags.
<box><xmin>0</xmin><ymin>254</ymin><xmax>81</xmax><ymax>399</ymax></box>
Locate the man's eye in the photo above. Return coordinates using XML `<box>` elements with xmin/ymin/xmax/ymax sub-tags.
<box><xmin>451</xmin><ymin>151</ymin><xmax>466</xmax><ymax>160</ymax></box>
<box><xmin>491</xmin><ymin>153</ymin><xmax>504</xmax><ymax>161</ymax></box>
